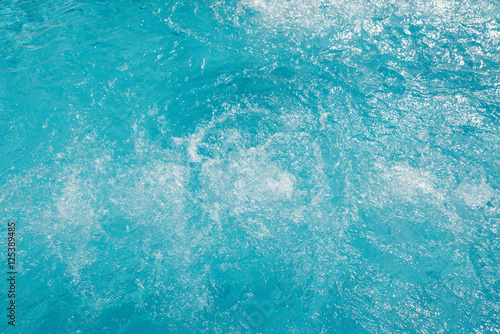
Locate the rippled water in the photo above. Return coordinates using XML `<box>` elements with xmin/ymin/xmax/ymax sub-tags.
<box><xmin>1</xmin><ymin>0</ymin><xmax>500</xmax><ymax>333</ymax></box>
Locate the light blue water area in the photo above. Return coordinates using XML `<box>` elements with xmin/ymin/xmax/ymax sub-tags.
<box><xmin>1</xmin><ymin>0</ymin><xmax>500</xmax><ymax>333</ymax></box>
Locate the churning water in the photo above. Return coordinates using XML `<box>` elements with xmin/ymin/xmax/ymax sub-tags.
<box><xmin>1</xmin><ymin>0</ymin><xmax>500</xmax><ymax>333</ymax></box>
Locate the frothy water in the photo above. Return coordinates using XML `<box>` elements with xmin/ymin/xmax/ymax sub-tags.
<box><xmin>1</xmin><ymin>0</ymin><xmax>500</xmax><ymax>333</ymax></box>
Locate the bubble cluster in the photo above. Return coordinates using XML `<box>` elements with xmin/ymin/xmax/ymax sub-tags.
<box><xmin>1</xmin><ymin>0</ymin><xmax>499</xmax><ymax>333</ymax></box>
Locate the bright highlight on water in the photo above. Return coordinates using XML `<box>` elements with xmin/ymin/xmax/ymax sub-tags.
<box><xmin>1</xmin><ymin>0</ymin><xmax>499</xmax><ymax>333</ymax></box>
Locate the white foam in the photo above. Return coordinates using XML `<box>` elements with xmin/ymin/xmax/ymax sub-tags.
<box><xmin>456</xmin><ymin>179</ymin><xmax>495</xmax><ymax>208</ymax></box>
<box><xmin>188</xmin><ymin>130</ymin><xmax>204</xmax><ymax>163</ymax></box>
<box><xmin>266</xmin><ymin>172</ymin><xmax>295</xmax><ymax>199</ymax></box>
<box><xmin>375</xmin><ymin>161</ymin><xmax>444</xmax><ymax>203</ymax></box>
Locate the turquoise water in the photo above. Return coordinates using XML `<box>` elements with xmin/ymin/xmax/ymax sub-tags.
<box><xmin>1</xmin><ymin>0</ymin><xmax>500</xmax><ymax>333</ymax></box>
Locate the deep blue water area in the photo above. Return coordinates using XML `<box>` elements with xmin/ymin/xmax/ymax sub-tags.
<box><xmin>1</xmin><ymin>0</ymin><xmax>500</xmax><ymax>333</ymax></box>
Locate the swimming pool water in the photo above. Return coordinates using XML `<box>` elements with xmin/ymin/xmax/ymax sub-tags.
<box><xmin>1</xmin><ymin>0</ymin><xmax>500</xmax><ymax>333</ymax></box>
